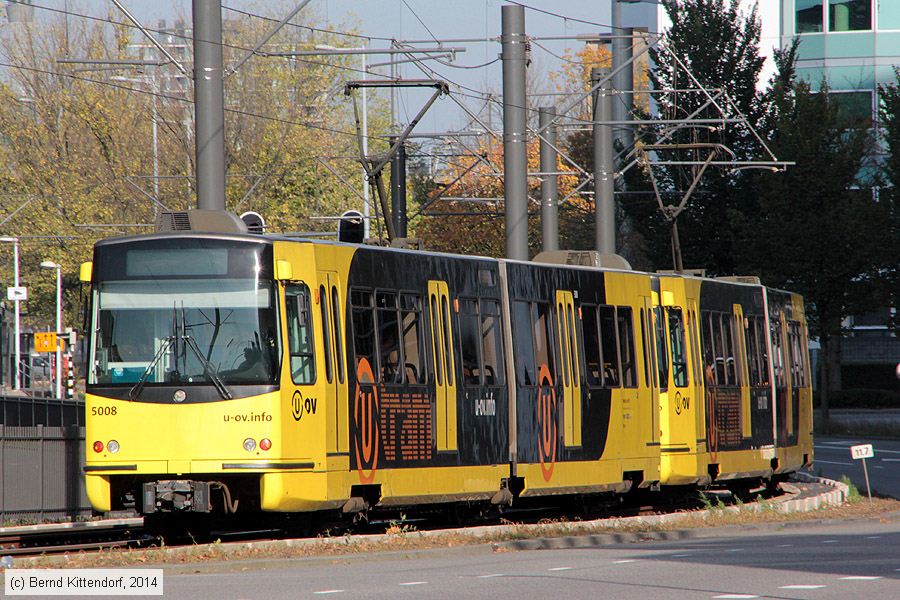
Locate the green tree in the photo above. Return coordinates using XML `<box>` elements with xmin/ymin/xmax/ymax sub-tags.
<box><xmin>740</xmin><ymin>48</ymin><xmax>891</xmax><ymax>413</ymax></box>
<box><xmin>633</xmin><ymin>0</ymin><xmax>766</xmax><ymax>273</ymax></box>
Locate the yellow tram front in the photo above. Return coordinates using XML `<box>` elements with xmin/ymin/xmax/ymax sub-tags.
<box><xmin>82</xmin><ymin>233</ymin><xmax>287</xmax><ymax>515</ymax></box>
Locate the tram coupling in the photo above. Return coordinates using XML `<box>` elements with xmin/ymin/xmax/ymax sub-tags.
<box><xmin>142</xmin><ymin>480</ymin><xmax>216</xmax><ymax>514</ymax></box>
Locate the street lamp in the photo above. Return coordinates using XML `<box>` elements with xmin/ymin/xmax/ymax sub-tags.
<box><xmin>40</xmin><ymin>260</ymin><xmax>62</xmax><ymax>400</ymax></box>
<box><xmin>0</xmin><ymin>236</ymin><xmax>22</xmax><ymax>390</ymax></box>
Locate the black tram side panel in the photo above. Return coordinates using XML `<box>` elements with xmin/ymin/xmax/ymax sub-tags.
<box><xmin>344</xmin><ymin>247</ymin><xmax>509</xmax><ymax>472</ymax></box>
<box><xmin>503</xmin><ymin>261</ymin><xmax>613</xmax><ymax>466</ymax></box>
<box><xmin>698</xmin><ymin>280</ymin><xmax>772</xmax><ymax>451</ymax></box>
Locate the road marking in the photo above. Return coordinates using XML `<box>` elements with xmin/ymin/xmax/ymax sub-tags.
<box><xmin>313</xmin><ymin>591</ymin><xmax>345</xmax><ymax>595</ymax></box>
<box><xmin>780</xmin><ymin>585</ymin><xmax>826</xmax><ymax>589</ymax></box>
<box><xmin>613</xmin><ymin>559</ymin><xmax>636</xmax><ymax>564</ymax></box>
<box><xmin>777</xmin><ymin>544</ymin><xmax>793</xmax><ymax>548</ymax></box>
<box><xmin>548</xmin><ymin>567</ymin><xmax>573</xmax><ymax>571</ymax></box>
<box><xmin>864</xmin><ymin>536</ymin><xmax>881</xmax><ymax>539</ymax></box>
<box><xmin>726</xmin><ymin>548</ymin><xmax>743</xmax><ymax>552</ymax></box>
<box><xmin>713</xmin><ymin>595</ymin><xmax>759</xmax><ymax>599</ymax></box>
<box><xmin>671</xmin><ymin>554</ymin><xmax>693</xmax><ymax>557</ymax></box>
<box><xmin>840</xmin><ymin>576</ymin><xmax>882</xmax><ymax>580</ymax></box>
<box><xmin>478</xmin><ymin>574</ymin><xmax>504</xmax><ymax>579</ymax></box>
<box><xmin>880</xmin><ymin>458</ymin><xmax>900</xmax><ymax>462</ymax></box>
<box><xmin>814</xmin><ymin>459</ymin><xmax>853</xmax><ymax>466</ymax></box>
<box><xmin>821</xmin><ymin>540</ymin><xmax>839</xmax><ymax>543</ymax></box>
<box><xmin>399</xmin><ymin>582</ymin><xmax>427</xmax><ymax>586</ymax></box>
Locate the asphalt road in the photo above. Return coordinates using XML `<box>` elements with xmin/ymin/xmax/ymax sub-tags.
<box><xmin>151</xmin><ymin>518</ymin><xmax>900</xmax><ymax>600</ymax></box>
<box><xmin>811</xmin><ymin>436</ymin><xmax>900</xmax><ymax>499</ymax></box>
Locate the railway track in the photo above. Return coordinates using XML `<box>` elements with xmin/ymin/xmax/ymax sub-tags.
<box><xmin>0</xmin><ymin>518</ymin><xmax>149</xmax><ymax>558</ymax></box>
<box><xmin>0</xmin><ymin>483</ymin><xmax>795</xmax><ymax>559</ymax></box>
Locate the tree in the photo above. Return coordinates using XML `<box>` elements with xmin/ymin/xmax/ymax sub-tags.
<box><xmin>740</xmin><ymin>47</ymin><xmax>892</xmax><ymax>413</ymax></box>
<box><xmin>0</xmin><ymin>5</ymin><xmax>385</xmax><ymax>329</ymax></box>
<box><xmin>632</xmin><ymin>0</ymin><xmax>766</xmax><ymax>273</ymax></box>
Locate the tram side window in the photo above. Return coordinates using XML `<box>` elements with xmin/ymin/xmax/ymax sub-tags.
<box><xmin>667</xmin><ymin>307</ymin><xmax>688</xmax><ymax>388</ymax></box>
<box><xmin>512</xmin><ymin>300</ymin><xmax>537</xmax><ymax>385</ymax></box>
<box><xmin>788</xmin><ymin>321</ymin><xmax>806</xmax><ymax>388</ymax></box>
<box><xmin>710</xmin><ymin>313</ymin><xmax>727</xmax><ymax>385</ymax></box>
<box><xmin>376</xmin><ymin>291</ymin><xmax>402</xmax><ymax>384</ymax></box>
<box><xmin>400</xmin><ymin>293</ymin><xmax>424</xmax><ymax>385</ymax></box>
<box><xmin>331</xmin><ymin>287</ymin><xmax>345</xmax><ymax>384</ymax></box>
<box><xmin>459</xmin><ymin>297</ymin><xmax>481</xmax><ymax>386</ymax></box>
<box><xmin>599</xmin><ymin>305</ymin><xmax>620</xmax><ymax>387</ymax></box>
<box><xmin>617</xmin><ymin>307</ymin><xmax>637</xmax><ymax>388</ymax></box>
<box><xmin>722</xmin><ymin>313</ymin><xmax>738</xmax><ymax>385</ymax></box>
<box><xmin>480</xmin><ymin>299</ymin><xmax>505</xmax><ymax>385</ymax></box>
<box><xmin>319</xmin><ymin>285</ymin><xmax>333</xmax><ymax>384</ymax></box>
<box><xmin>533</xmin><ymin>302</ymin><xmax>557</xmax><ymax>384</ymax></box>
<box><xmin>653</xmin><ymin>307</ymin><xmax>669</xmax><ymax>391</ymax></box>
<box><xmin>581</xmin><ymin>304</ymin><xmax>603</xmax><ymax>386</ymax></box>
<box><xmin>640</xmin><ymin>308</ymin><xmax>650</xmax><ymax>388</ymax></box>
<box><xmin>350</xmin><ymin>289</ymin><xmax>376</xmax><ymax>378</ymax></box>
<box><xmin>745</xmin><ymin>315</ymin><xmax>767</xmax><ymax>386</ymax></box>
<box><xmin>700</xmin><ymin>310</ymin><xmax>717</xmax><ymax>385</ymax></box>
<box><xmin>771</xmin><ymin>319</ymin><xmax>786</xmax><ymax>388</ymax></box>
<box><xmin>286</xmin><ymin>284</ymin><xmax>315</xmax><ymax>384</ymax></box>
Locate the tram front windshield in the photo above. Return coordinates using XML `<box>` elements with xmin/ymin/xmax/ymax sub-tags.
<box><xmin>89</xmin><ymin>242</ymin><xmax>280</xmax><ymax>388</ymax></box>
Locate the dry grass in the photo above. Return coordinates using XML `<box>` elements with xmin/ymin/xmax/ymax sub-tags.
<box><xmin>10</xmin><ymin>495</ymin><xmax>900</xmax><ymax>571</ymax></box>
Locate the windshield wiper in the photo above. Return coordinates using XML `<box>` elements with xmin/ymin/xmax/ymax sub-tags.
<box><xmin>182</xmin><ymin>334</ymin><xmax>233</xmax><ymax>400</ymax></box>
<box><xmin>129</xmin><ymin>337</ymin><xmax>174</xmax><ymax>401</ymax></box>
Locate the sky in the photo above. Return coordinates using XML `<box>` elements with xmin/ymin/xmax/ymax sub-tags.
<box><xmin>7</xmin><ymin>1</ymin><xmax>784</xmax><ymax>132</ymax></box>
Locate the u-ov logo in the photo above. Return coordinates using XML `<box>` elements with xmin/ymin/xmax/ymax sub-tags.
<box><xmin>292</xmin><ymin>391</ymin><xmax>304</xmax><ymax>421</ymax></box>
<box><xmin>353</xmin><ymin>358</ymin><xmax>380</xmax><ymax>483</ymax></box>
<box><xmin>537</xmin><ymin>363</ymin><xmax>557</xmax><ymax>481</ymax></box>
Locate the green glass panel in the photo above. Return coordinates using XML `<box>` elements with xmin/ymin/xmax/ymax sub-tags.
<box><xmin>829</xmin><ymin>0</ymin><xmax>872</xmax><ymax>31</ymax></box>
<box><xmin>879</xmin><ymin>0</ymin><xmax>900</xmax><ymax>29</ymax></box>
<box><xmin>797</xmin><ymin>0</ymin><xmax>824</xmax><ymax>33</ymax></box>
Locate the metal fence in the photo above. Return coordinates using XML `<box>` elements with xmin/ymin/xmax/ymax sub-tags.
<box><xmin>0</xmin><ymin>396</ymin><xmax>90</xmax><ymax>523</ymax></box>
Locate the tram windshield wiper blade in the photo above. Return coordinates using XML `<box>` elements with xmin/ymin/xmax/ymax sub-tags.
<box><xmin>182</xmin><ymin>334</ymin><xmax>233</xmax><ymax>400</ymax></box>
<box><xmin>129</xmin><ymin>337</ymin><xmax>174</xmax><ymax>401</ymax></box>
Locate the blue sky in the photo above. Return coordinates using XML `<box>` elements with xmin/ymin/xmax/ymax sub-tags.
<box><xmin>18</xmin><ymin>1</ymin><xmax>646</xmax><ymax>132</ymax></box>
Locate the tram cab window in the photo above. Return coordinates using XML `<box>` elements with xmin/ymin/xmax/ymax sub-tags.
<box><xmin>286</xmin><ymin>284</ymin><xmax>315</xmax><ymax>384</ymax></box>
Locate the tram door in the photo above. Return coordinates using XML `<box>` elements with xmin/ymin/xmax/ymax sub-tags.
<box><xmin>317</xmin><ymin>271</ymin><xmax>348</xmax><ymax>454</ymax></box>
<box><xmin>554</xmin><ymin>291</ymin><xmax>581</xmax><ymax>448</ymax></box>
<box><xmin>428</xmin><ymin>281</ymin><xmax>458</xmax><ymax>452</ymax></box>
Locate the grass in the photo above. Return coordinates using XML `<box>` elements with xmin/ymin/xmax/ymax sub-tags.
<box><xmin>7</xmin><ymin>493</ymin><xmax>899</xmax><ymax>571</ymax></box>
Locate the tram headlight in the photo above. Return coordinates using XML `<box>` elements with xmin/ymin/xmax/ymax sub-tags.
<box><xmin>259</xmin><ymin>438</ymin><xmax>272</xmax><ymax>451</ymax></box>
<box><xmin>92</xmin><ymin>441</ymin><xmax>104</xmax><ymax>453</ymax></box>
<box><xmin>243</xmin><ymin>438</ymin><xmax>257</xmax><ymax>452</ymax></box>
<box><xmin>107</xmin><ymin>440</ymin><xmax>120</xmax><ymax>454</ymax></box>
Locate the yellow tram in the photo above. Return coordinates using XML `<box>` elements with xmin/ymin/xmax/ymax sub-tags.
<box><xmin>81</xmin><ymin>211</ymin><xmax>812</xmax><ymax>516</ymax></box>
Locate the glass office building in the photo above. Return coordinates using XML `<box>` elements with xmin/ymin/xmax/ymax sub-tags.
<box><xmin>784</xmin><ymin>1</ymin><xmax>900</xmax><ymax>123</ymax></box>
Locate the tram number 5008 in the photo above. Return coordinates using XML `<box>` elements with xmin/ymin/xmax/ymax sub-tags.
<box><xmin>91</xmin><ymin>406</ymin><xmax>118</xmax><ymax>416</ymax></box>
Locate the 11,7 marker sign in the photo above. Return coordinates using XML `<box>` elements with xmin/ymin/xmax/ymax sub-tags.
<box><xmin>850</xmin><ymin>443</ymin><xmax>875</xmax><ymax>500</ymax></box>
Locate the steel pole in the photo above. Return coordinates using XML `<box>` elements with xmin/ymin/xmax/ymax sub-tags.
<box><xmin>193</xmin><ymin>0</ymin><xmax>226</xmax><ymax>210</ymax></box>
<box><xmin>13</xmin><ymin>240</ymin><xmax>20</xmax><ymax>390</ymax></box>
<box><xmin>539</xmin><ymin>107</ymin><xmax>559</xmax><ymax>252</ymax></box>
<box><xmin>361</xmin><ymin>53</ymin><xmax>370</xmax><ymax>239</ymax></box>
<box><xmin>592</xmin><ymin>67</ymin><xmax>616</xmax><ymax>254</ymax></box>
<box><xmin>55</xmin><ymin>266</ymin><xmax>62</xmax><ymax>400</ymax></box>
<box><xmin>501</xmin><ymin>4</ymin><xmax>529</xmax><ymax>261</ymax></box>
<box><xmin>611</xmin><ymin>1</ymin><xmax>634</xmax><ymax>152</ymax></box>
<box><xmin>390</xmin><ymin>137</ymin><xmax>408</xmax><ymax>239</ymax></box>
